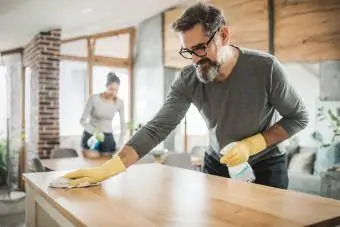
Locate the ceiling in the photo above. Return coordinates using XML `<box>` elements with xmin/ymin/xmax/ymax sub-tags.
<box><xmin>0</xmin><ymin>0</ymin><xmax>188</xmax><ymax>50</ymax></box>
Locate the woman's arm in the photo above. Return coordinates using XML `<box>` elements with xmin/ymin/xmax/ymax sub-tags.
<box><xmin>118</xmin><ymin>99</ymin><xmax>126</xmax><ymax>148</ymax></box>
<box><xmin>80</xmin><ymin>95</ymin><xmax>95</xmax><ymax>134</ymax></box>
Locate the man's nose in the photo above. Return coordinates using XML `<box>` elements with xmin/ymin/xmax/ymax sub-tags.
<box><xmin>192</xmin><ymin>54</ymin><xmax>201</xmax><ymax>64</ymax></box>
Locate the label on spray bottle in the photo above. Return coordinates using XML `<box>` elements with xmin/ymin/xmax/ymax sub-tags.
<box><xmin>221</xmin><ymin>142</ymin><xmax>256</xmax><ymax>183</ymax></box>
<box><xmin>87</xmin><ymin>130</ymin><xmax>104</xmax><ymax>150</ymax></box>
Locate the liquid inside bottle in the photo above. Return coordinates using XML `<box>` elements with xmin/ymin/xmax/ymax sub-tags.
<box><xmin>221</xmin><ymin>142</ymin><xmax>256</xmax><ymax>183</ymax></box>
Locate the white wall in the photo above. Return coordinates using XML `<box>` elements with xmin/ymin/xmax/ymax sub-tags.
<box><xmin>133</xmin><ymin>14</ymin><xmax>164</xmax><ymax>126</ymax></box>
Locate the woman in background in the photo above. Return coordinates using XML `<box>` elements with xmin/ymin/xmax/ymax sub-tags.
<box><xmin>80</xmin><ymin>72</ymin><xmax>126</xmax><ymax>158</ymax></box>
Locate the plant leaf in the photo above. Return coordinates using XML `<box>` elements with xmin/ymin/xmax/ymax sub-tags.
<box><xmin>328</xmin><ymin>109</ymin><xmax>340</xmax><ymax>123</ymax></box>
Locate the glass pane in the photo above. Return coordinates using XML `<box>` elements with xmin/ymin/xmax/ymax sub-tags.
<box><xmin>184</xmin><ymin>105</ymin><xmax>209</xmax><ymax>153</ymax></box>
<box><xmin>59</xmin><ymin>60</ymin><xmax>87</xmax><ymax>136</ymax></box>
<box><xmin>25</xmin><ymin>67</ymin><xmax>31</xmax><ymax>142</ymax></box>
<box><xmin>92</xmin><ymin>66</ymin><xmax>130</xmax><ymax>143</ymax></box>
<box><xmin>174</xmin><ymin>119</ymin><xmax>185</xmax><ymax>152</ymax></box>
<box><xmin>180</xmin><ymin>51</ymin><xmax>192</xmax><ymax>59</ymax></box>
<box><xmin>61</xmin><ymin>40</ymin><xmax>87</xmax><ymax>57</ymax></box>
<box><xmin>0</xmin><ymin>66</ymin><xmax>7</xmax><ymax>139</ymax></box>
<box><xmin>192</xmin><ymin>48</ymin><xmax>206</xmax><ymax>57</ymax></box>
<box><xmin>95</xmin><ymin>34</ymin><xmax>129</xmax><ymax>58</ymax></box>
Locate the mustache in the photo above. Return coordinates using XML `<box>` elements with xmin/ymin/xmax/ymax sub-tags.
<box><xmin>194</xmin><ymin>58</ymin><xmax>218</xmax><ymax>67</ymax></box>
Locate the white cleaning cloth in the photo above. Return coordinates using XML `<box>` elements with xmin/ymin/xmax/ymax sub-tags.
<box><xmin>49</xmin><ymin>177</ymin><xmax>100</xmax><ymax>188</ymax></box>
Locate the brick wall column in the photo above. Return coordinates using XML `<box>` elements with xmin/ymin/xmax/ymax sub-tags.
<box><xmin>23</xmin><ymin>29</ymin><xmax>61</xmax><ymax>158</ymax></box>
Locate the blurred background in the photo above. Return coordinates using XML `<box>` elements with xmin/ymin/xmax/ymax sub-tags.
<box><xmin>0</xmin><ymin>0</ymin><xmax>339</xmax><ymax>226</ymax></box>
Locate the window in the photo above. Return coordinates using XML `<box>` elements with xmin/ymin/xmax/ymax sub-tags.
<box><xmin>182</xmin><ymin>105</ymin><xmax>209</xmax><ymax>153</ymax></box>
<box><xmin>0</xmin><ymin>65</ymin><xmax>7</xmax><ymax>139</ymax></box>
<box><xmin>59</xmin><ymin>61</ymin><xmax>87</xmax><ymax>136</ymax></box>
<box><xmin>95</xmin><ymin>35</ymin><xmax>129</xmax><ymax>58</ymax></box>
<box><xmin>25</xmin><ymin>67</ymin><xmax>31</xmax><ymax>142</ymax></box>
<box><xmin>61</xmin><ymin>40</ymin><xmax>87</xmax><ymax>57</ymax></box>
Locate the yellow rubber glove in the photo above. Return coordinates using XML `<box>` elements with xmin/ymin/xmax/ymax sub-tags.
<box><xmin>63</xmin><ymin>155</ymin><xmax>126</xmax><ymax>187</ymax></box>
<box><xmin>220</xmin><ymin>134</ymin><xmax>267</xmax><ymax>167</ymax></box>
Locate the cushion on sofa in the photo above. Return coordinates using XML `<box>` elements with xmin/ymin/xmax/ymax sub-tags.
<box><xmin>288</xmin><ymin>147</ymin><xmax>316</xmax><ymax>174</ymax></box>
<box><xmin>288</xmin><ymin>172</ymin><xmax>321</xmax><ymax>196</ymax></box>
<box><xmin>314</xmin><ymin>142</ymin><xmax>340</xmax><ymax>175</ymax></box>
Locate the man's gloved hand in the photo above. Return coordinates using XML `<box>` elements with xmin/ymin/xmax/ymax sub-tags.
<box><xmin>220</xmin><ymin>134</ymin><xmax>267</xmax><ymax>167</ymax></box>
<box><xmin>62</xmin><ymin>155</ymin><xmax>126</xmax><ymax>187</ymax></box>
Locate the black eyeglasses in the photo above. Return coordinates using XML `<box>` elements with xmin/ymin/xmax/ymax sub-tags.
<box><xmin>179</xmin><ymin>30</ymin><xmax>218</xmax><ymax>59</ymax></box>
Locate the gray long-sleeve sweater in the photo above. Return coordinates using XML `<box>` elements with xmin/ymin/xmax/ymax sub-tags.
<box><xmin>80</xmin><ymin>94</ymin><xmax>126</xmax><ymax>146</ymax></box>
<box><xmin>126</xmin><ymin>47</ymin><xmax>309</xmax><ymax>165</ymax></box>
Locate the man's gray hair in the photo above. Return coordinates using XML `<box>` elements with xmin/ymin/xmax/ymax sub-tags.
<box><xmin>171</xmin><ymin>1</ymin><xmax>226</xmax><ymax>37</ymax></box>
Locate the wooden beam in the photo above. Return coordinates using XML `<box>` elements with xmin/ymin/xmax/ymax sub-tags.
<box><xmin>61</xmin><ymin>36</ymin><xmax>88</xmax><ymax>44</ymax></box>
<box><xmin>184</xmin><ymin>117</ymin><xmax>188</xmax><ymax>153</ymax></box>
<box><xmin>268</xmin><ymin>0</ymin><xmax>275</xmax><ymax>55</ymax></box>
<box><xmin>60</xmin><ymin>54</ymin><xmax>130</xmax><ymax>67</ymax></box>
<box><xmin>92</xmin><ymin>55</ymin><xmax>130</xmax><ymax>68</ymax></box>
<box><xmin>60</xmin><ymin>55</ymin><xmax>87</xmax><ymax>62</ymax></box>
<box><xmin>163</xmin><ymin>0</ymin><xmax>269</xmax><ymax>68</ymax></box>
<box><xmin>61</xmin><ymin>27</ymin><xmax>135</xmax><ymax>44</ymax></box>
<box><xmin>91</xmin><ymin>27</ymin><xmax>135</xmax><ymax>40</ymax></box>
<box><xmin>275</xmin><ymin>0</ymin><xmax>340</xmax><ymax>62</ymax></box>
<box><xmin>19</xmin><ymin>53</ymin><xmax>26</xmax><ymax>191</ymax></box>
<box><xmin>128</xmin><ymin>28</ymin><xmax>136</xmax><ymax>136</ymax></box>
<box><xmin>87</xmin><ymin>38</ymin><xmax>95</xmax><ymax>96</ymax></box>
<box><xmin>0</xmin><ymin>47</ymin><xmax>24</xmax><ymax>56</ymax></box>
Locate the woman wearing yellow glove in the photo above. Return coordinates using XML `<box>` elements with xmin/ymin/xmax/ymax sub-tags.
<box><xmin>80</xmin><ymin>72</ymin><xmax>126</xmax><ymax>158</ymax></box>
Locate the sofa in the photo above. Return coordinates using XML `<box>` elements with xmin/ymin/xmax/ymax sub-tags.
<box><xmin>284</xmin><ymin>140</ymin><xmax>340</xmax><ymax>199</ymax></box>
<box><xmin>286</xmin><ymin>146</ymin><xmax>321</xmax><ymax>196</ymax></box>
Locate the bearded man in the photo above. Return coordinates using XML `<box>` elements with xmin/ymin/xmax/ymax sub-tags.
<box><xmin>63</xmin><ymin>2</ymin><xmax>309</xmax><ymax>189</ymax></box>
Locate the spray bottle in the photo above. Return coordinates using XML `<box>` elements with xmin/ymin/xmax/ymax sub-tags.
<box><xmin>221</xmin><ymin>142</ymin><xmax>256</xmax><ymax>183</ymax></box>
<box><xmin>87</xmin><ymin>129</ymin><xmax>105</xmax><ymax>150</ymax></box>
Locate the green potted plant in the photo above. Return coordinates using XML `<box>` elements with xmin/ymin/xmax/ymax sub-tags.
<box><xmin>311</xmin><ymin>106</ymin><xmax>340</xmax><ymax>173</ymax></box>
<box><xmin>0</xmin><ymin>140</ymin><xmax>8</xmax><ymax>186</ymax></box>
<box><xmin>312</xmin><ymin>107</ymin><xmax>340</xmax><ymax>147</ymax></box>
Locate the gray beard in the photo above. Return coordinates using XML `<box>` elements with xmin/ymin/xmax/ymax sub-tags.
<box><xmin>196</xmin><ymin>64</ymin><xmax>220</xmax><ymax>83</ymax></box>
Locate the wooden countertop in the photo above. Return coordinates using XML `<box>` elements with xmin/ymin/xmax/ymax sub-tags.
<box><xmin>41</xmin><ymin>155</ymin><xmax>203</xmax><ymax>171</ymax></box>
<box><xmin>41</xmin><ymin>157</ymin><xmax>110</xmax><ymax>171</ymax></box>
<box><xmin>23</xmin><ymin>164</ymin><xmax>340</xmax><ymax>227</ymax></box>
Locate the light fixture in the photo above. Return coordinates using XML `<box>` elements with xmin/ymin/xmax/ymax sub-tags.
<box><xmin>82</xmin><ymin>8</ymin><xmax>93</xmax><ymax>14</ymax></box>
<box><xmin>0</xmin><ymin>53</ymin><xmax>7</xmax><ymax>75</ymax></box>
<box><xmin>0</xmin><ymin>66</ymin><xmax>5</xmax><ymax>75</ymax></box>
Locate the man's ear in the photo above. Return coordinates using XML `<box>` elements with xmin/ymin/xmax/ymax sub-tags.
<box><xmin>219</xmin><ymin>26</ymin><xmax>230</xmax><ymax>46</ymax></box>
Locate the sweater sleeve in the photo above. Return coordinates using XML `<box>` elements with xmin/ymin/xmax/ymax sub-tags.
<box><xmin>118</xmin><ymin>99</ymin><xmax>126</xmax><ymax>148</ymax></box>
<box><xmin>268</xmin><ymin>58</ymin><xmax>309</xmax><ymax>136</ymax></box>
<box><xmin>80</xmin><ymin>95</ymin><xmax>95</xmax><ymax>134</ymax></box>
<box><xmin>126</xmin><ymin>72</ymin><xmax>192</xmax><ymax>158</ymax></box>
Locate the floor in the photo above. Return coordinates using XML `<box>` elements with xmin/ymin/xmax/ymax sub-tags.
<box><xmin>0</xmin><ymin>213</ymin><xmax>25</xmax><ymax>227</ymax></box>
<box><xmin>0</xmin><ymin>189</ymin><xmax>26</xmax><ymax>227</ymax></box>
